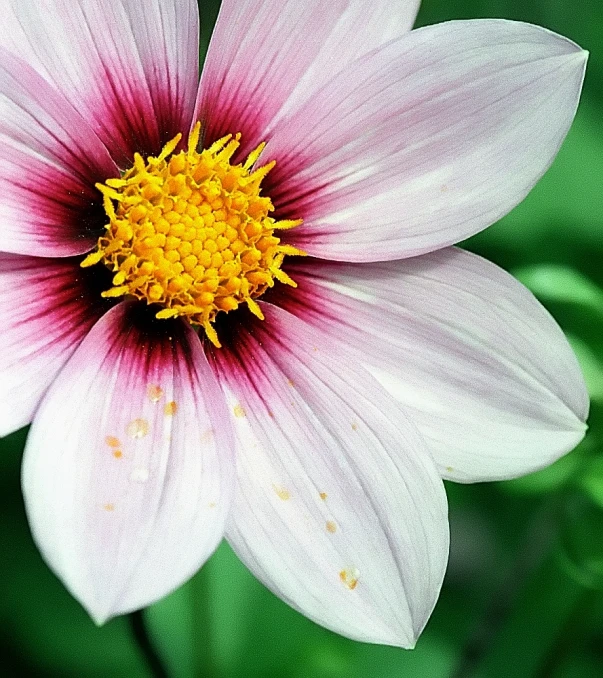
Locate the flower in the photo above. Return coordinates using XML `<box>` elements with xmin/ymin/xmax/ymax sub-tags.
<box><xmin>0</xmin><ymin>0</ymin><xmax>588</xmax><ymax>647</ymax></box>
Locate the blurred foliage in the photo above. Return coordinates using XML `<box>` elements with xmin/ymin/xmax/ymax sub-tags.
<box><xmin>2</xmin><ymin>0</ymin><xmax>603</xmax><ymax>676</ymax></box>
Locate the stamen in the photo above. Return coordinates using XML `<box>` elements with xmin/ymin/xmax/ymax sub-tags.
<box><xmin>82</xmin><ymin>122</ymin><xmax>304</xmax><ymax>347</ymax></box>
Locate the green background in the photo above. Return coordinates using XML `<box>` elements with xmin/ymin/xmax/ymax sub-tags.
<box><xmin>2</xmin><ymin>0</ymin><xmax>603</xmax><ymax>676</ymax></box>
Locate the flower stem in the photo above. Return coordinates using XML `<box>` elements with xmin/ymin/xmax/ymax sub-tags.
<box><xmin>129</xmin><ymin>609</ymin><xmax>169</xmax><ymax>678</ymax></box>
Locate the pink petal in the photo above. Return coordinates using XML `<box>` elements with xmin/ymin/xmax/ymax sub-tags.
<box><xmin>263</xmin><ymin>20</ymin><xmax>587</xmax><ymax>261</ymax></box>
<box><xmin>2</xmin><ymin>0</ymin><xmax>199</xmax><ymax>167</ymax></box>
<box><xmin>0</xmin><ymin>253</ymin><xmax>111</xmax><ymax>437</ymax></box>
<box><xmin>277</xmin><ymin>248</ymin><xmax>588</xmax><ymax>482</ymax></box>
<box><xmin>209</xmin><ymin>304</ymin><xmax>448</xmax><ymax>647</ymax></box>
<box><xmin>22</xmin><ymin>302</ymin><xmax>234</xmax><ymax>623</ymax></box>
<box><xmin>0</xmin><ymin>49</ymin><xmax>118</xmax><ymax>256</ymax></box>
<box><xmin>274</xmin><ymin>0</ymin><xmax>421</xmax><ymax>123</ymax></box>
<box><xmin>195</xmin><ymin>0</ymin><xmax>419</xmax><ymax>157</ymax></box>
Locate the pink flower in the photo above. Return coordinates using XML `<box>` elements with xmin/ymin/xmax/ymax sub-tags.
<box><xmin>0</xmin><ymin>0</ymin><xmax>588</xmax><ymax>646</ymax></box>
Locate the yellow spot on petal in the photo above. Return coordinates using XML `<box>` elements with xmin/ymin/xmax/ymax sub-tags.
<box><xmin>164</xmin><ymin>400</ymin><xmax>178</xmax><ymax>416</ymax></box>
<box><xmin>113</xmin><ymin>450</ymin><xmax>123</xmax><ymax>459</ymax></box>
<box><xmin>84</xmin><ymin>122</ymin><xmax>305</xmax><ymax>347</ymax></box>
<box><xmin>351</xmin><ymin>422</ymin><xmax>358</xmax><ymax>431</ymax></box>
<box><xmin>273</xmin><ymin>484</ymin><xmax>291</xmax><ymax>501</ymax></box>
<box><xmin>105</xmin><ymin>436</ymin><xmax>121</xmax><ymax>448</ymax></box>
<box><xmin>147</xmin><ymin>384</ymin><xmax>163</xmax><ymax>403</ymax></box>
<box><xmin>446</xmin><ymin>466</ymin><xmax>454</xmax><ymax>473</ymax></box>
<box><xmin>233</xmin><ymin>404</ymin><xmax>246</xmax><ymax>418</ymax></box>
<box><xmin>339</xmin><ymin>568</ymin><xmax>359</xmax><ymax>590</ymax></box>
<box><xmin>326</xmin><ymin>520</ymin><xmax>337</xmax><ymax>533</ymax></box>
<box><xmin>209</xmin><ymin>502</ymin><xmax>217</xmax><ymax>509</ymax></box>
<box><xmin>287</xmin><ymin>379</ymin><xmax>294</xmax><ymax>387</ymax></box>
<box><xmin>319</xmin><ymin>492</ymin><xmax>328</xmax><ymax>501</ymax></box>
<box><xmin>103</xmin><ymin>503</ymin><xmax>115</xmax><ymax>512</ymax></box>
<box><xmin>126</xmin><ymin>418</ymin><xmax>150</xmax><ymax>438</ymax></box>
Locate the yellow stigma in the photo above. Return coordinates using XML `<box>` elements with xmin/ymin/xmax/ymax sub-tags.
<box><xmin>81</xmin><ymin>122</ymin><xmax>303</xmax><ymax>347</ymax></box>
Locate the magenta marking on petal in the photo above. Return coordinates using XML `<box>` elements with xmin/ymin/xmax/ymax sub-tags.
<box><xmin>84</xmin><ymin>62</ymin><xmax>194</xmax><ymax>170</ymax></box>
<box><xmin>91</xmin><ymin>64</ymin><xmax>162</xmax><ymax>168</ymax></box>
<box><xmin>103</xmin><ymin>302</ymin><xmax>199</xmax><ymax>379</ymax></box>
<box><xmin>21</xmin><ymin>291</ymin><xmax>233</xmax><ymax>619</ymax></box>
<box><xmin>3</xmin><ymin>255</ymin><xmax>114</xmax><ymax>323</ymax></box>
<box><xmin>0</xmin><ymin>254</ymin><xmax>117</xmax><ymax>435</ymax></box>
<box><xmin>197</xmin><ymin>92</ymin><xmax>274</xmax><ymax>166</ymax></box>
<box><xmin>1</xmin><ymin>160</ymin><xmax>106</xmax><ymax>250</ymax></box>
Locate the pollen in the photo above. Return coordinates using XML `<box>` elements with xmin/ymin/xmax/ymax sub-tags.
<box><xmin>273</xmin><ymin>484</ymin><xmax>291</xmax><ymax>501</ymax></box>
<box><xmin>82</xmin><ymin>122</ymin><xmax>304</xmax><ymax>347</ymax></box>
<box><xmin>339</xmin><ymin>568</ymin><xmax>360</xmax><ymax>590</ymax></box>
<box><xmin>164</xmin><ymin>401</ymin><xmax>178</xmax><ymax>416</ymax></box>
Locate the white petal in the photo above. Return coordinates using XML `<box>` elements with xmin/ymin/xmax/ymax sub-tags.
<box><xmin>0</xmin><ymin>254</ymin><xmax>109</xmax><ymax>437</ymax></box>
<box><xmin>274</xmin><ymin>0</ymin><xmax>420</xmax><ymax>122</ymax></box>
<box><xmin>22</xmin><ymin>302</ymin><xmax>234</xmax><ymax>622</ymax></box>
<box><xmin>265</xmin><ymin>20</ymin><xmax>587</xmax><ymax>261</ymax></box>
<box><xmin>195</xmin><ymin>0</ymin><xmax>420</xmax><ymax>154</ymax></box>
<box><xmin>209</xmin><ymin>303</ymin><xmax>448</xmax><ymax>647</ymax></box>
<box><xmin>0</xmin><ymin>48</ymin><xmax>117</xmax><ymax>256</ymax></box>
<box><xmin>279</xmin><ymin>249</ymin><xmax>588</xmax><ymax>482</ymax></box>
<box><xmin>2</xmin><ymin>0</ymin><xmax>199</xmax><ymax>166</ymax></box>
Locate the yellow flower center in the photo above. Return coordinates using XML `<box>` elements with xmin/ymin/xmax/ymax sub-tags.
<box><xmin>81</xmin><ymin>122</ymin><xmax>303</xmax><ymax>347</ymax></box>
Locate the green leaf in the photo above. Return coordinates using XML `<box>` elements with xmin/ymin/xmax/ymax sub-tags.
<box><xmin>577</xmin><ymin>456</ymin><xmax>603</xmax><ymax>511</ymax></box>
<box><xmin>499</xmin><ymin>447</ymin><xmax>585</xmax><ymax>496</ymax></box>
<box><xmin>567</xmin><ymin>334</ymin><xmax>603</xmax><ymax>402</ymax></box>
<box><xmin>512</xmin><ymin>265</ymin><xmax>603</xmax><ymax>311</ymax></box>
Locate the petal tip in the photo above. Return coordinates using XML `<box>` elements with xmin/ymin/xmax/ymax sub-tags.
<box><xmin>567</xmin><ymin>46</ymin><xmax>589</xmax><ymax>72</ymax></box>
<box><xmin>377</xmin><ymin>624</ymin><xmax>419</xmax><ymax>650</ymax></box>
<box><xmin>89</xmin><ymin>609</ymin><xmax>112</xmax><ymax>627</ymax></box>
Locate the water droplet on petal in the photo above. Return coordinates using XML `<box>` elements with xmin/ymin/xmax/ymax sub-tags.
<box><xmin>126</xmin><ymin>418</ymin><xmax>150</xmax><ymax>438</ymax></box>
<box><xmin>147</xmin><ymin>385</ymin><xmax>163</xmax><ymax>403</ymax></box>
<box><xmin>130</xmin><ymin>467</ymin><xmax>150</xmax><ymax>483</ymax></box>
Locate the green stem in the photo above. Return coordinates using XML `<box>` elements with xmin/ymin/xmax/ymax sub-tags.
<box><xmin>129</xmin><ymin>610</ymin><xmax>169</xmax><ymax>678</ymax></box>
<box><xmin>142</xmin><ymin>561</ymin><xmax>218</xmax><ymax>678</ymax></box>
<box><xmin>191</xmin><ymin>561</ymin><xmax>217</xmax><ymax>678</ymax></box>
